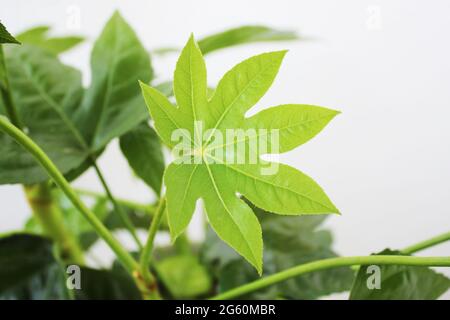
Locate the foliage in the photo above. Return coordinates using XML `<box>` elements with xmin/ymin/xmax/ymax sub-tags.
<box><xmin>0</xmin><ymin>233</ymin><xmax>69</xmax><ymax>299</ymax></box>
<box><xmin>349</xmin><ymin>249</ymin><xmax>450</xmax><ymax>300</ymax></box>
<box><xmin>202</xmin><ymin>203</ymin><xmax>354</xmax><ymax>299</ymax></box>
<box><xmin>0</xmin><ymin>13</ymin><xmax>448</xmax><ymax>301</ymax></box>
<box><xmin>16</xmin><ymin>26</ymin><xmax>83</xmax><ymax>55</ymax></box>
<box><xmin>142</xmin><ymin>36</ymin><xmax>339</xmax><ymax>273</ymax></box>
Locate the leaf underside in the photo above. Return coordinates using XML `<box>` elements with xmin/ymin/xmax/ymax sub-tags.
<box><xmin>141</xmin><ymin>35</ymin><xmax>340</xmax><ymax>272</ymax></box>
<box><xmin>0</xmin><ymin>233</ymin><xmax>69</xmax><ymax>299</ymax></box>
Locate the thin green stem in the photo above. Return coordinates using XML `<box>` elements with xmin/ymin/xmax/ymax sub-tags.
<box><xmin>0</xmin><ymin>46</ymin><xmax>23</xmax><ymax>128</ymax></box>
<box><xmin>3</xmin><ymin>44</ymin><xmax>141</xmax><ymax>251</ymax></box>
<box><xmin>402</xmin><ymin>231</ymin><xmax>450</xmax><ymax>255</ymax></box>
<box><xmin>1</xmin><ymin>47</ymin><xmax>85</xmax><ymax>264</ymax></box>
<box><xmin>211</xmin><ymin>255</ymin><xmax>450</xmax><ymax>300</ymax></box>
<box><xmin>91</xmin><ymin>161</ymin><xmax>143</xmax><ymax>251</ymax></box>
<box><xmin>0</xmin><ymin>116</ymin><xmax>138</xmax><ymax>274</ymax></box>
<box><xmin>75</xmin><ymin>188</ymin><xmax>156</xmax><ymax>214</ymax></box>
<box><xmin>24</xmin><ymin>183</ymin><xmax>84</xmax><ymax>264</ymax></box>
<box><xmin>140</xmin><ymin>196</ymin><xmax>166</xmax><ymax>284</ymax></box>
<box><xmin>350</xmin><ymin>230</ymin><xmax>450</xmax><ymax>272</ymax></box>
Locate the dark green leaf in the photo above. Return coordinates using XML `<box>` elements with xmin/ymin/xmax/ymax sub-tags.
<box><xmin>0</xmin><ymin>43</ymin><xmax>7</xmax><ymax>90</ymax></box>
<box><xmin>349</xmin><ymin>249</ymin><xmax>450</xmax><ymax>300</ymax></box>
<box><xmin>198</xmin><ymin>25</ymin><xmax>298</xmax><ymax>55</ymax></box>
<box><xmin>120</xmin><ymin>122</ymin><xmax>164</xmax><ymax>194</ymax></box>
<box><xmin>0</xmin><ymin>21</ymin><xmax>20</xmax><ymax>44</ymax></box>
<box><xmin>0</xmin><ymin>45</ymin><xmax>88</xmax><ymax>184</ymax></box>
<box><xmin>16</xmin><ymin>25</ymin><xmax>83</xmax><ymax>55</ymax></box>
<box><xmin>0</xmin><ymin>12</ymin><xmax>155</xmax><ymax>185</ymax></box>
<box><xmin>74</xmin><ymin>267</ymin><xmax>140</xmax><ymax>300</ymax></box>
<box><xmin>155</xmin><ymin>255</ymin><xmax>212</xmax><ymax>299</ymax></box>
<box><xmin>63</xmin><ymin>147</ymin><xmax>105</xmax><ymax>182</ymax></box>
<box><xmin>202</xmin><ymin>204</ymin><xmax>354</xmax><ymax>299</ymax></box>
<box><xmin>77</xmin><ymin>11</ymin><xmax>153</xmax><ymax>151</ymax></box>
<box><xmin>0</xmin><ymin>233</ymin><xmax>69</xmax><ymax>299</ymax></box>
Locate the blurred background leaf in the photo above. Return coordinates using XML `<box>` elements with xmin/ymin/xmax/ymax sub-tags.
<box><xmin>16</xmin><ymin>26</ymin><xmax>83</xmax><ymax>55</ymax></box>
<box><xmin>24</xmin><ymin>189</ymin><xmax>155</xmax><ymax>250</ymax></box>
<box><xmin>76</xmin><ymin>11</ymin><xmax>153</xmax><ymax>152</ymax></box>
<box><xmin>120</xmin><ymin>121</ymin><xmax>164</xmax><ymax>195</ymax></box>
<box><xmin>201</xmin><ymin>202</ymin><xmax>354</xmax><ymax>299</ymax></box>
<box><xmin>155</xmin><ymin>254</ymin><xmax>212</xmax><ymax>299</ymax></box>
<box><xmin>0</xmin><ymin>45</ymin><xmax>88</xmax><ymax>184</ymax></box>
<box><xmin>0</xmin><ymin>233</ymin><xmax>70</xmax><ymax>299</ymax></box>
<box><xmin>152</xmin><ymin>25</ymin><xmax>299</xmax><ymax>56</ymax></box>
<box><xmin>198</xmin><ymin>25</ymin><xmax>298</xmax><ymax>55</ymax></box>
<box><xmin>74</xmin><ymin>266</ymin><xmax>140</xmax><ymax>300</ymax></box>
<box><xmin>349</xmin><ymin>249</ymin><xmax>450</xmax><ymax>300</ymax></box>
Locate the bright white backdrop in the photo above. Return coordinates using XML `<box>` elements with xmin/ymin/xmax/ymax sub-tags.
<box><xmin>1</xmin><ymin>0</ymin><xmax>449</xmax><ymax>298</ymax></box>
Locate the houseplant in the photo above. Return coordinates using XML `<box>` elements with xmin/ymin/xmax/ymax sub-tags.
<box><xmin>0</xmin><ymin>12</ymin><xmax>449</xmax><ymax>300</ymax></box>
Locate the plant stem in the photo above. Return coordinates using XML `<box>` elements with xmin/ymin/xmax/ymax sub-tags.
<box><xmin>140</xmin><ymin>196</ymin><xmax>166</xmax><ymax>287</ymax></box>
<box><xmin>91</xmin><ymin>161</ymin><xmax>143</xmax><ymax>251</ymax></box>
<box><xmin>24</xmin><ymin>183</ymin><xmax>84</xmax><ymax>264</ymax></box>
<box><xmin>1</xmin><ymin>47</ymin><xmax>86</xmax><ymax>264</ymax></box>
<box><xmin>4</xmin><ymin>46</ymin><xmax>140</xmax><ymax>251</ymax></box>
<box><xmin>402</xmin><ymin>231</ymin><xmax>450</xmax><ymax>255</ymax></box>
<box><xmin>75</xmin><ymin>188</ymin><xmax>156</xmax><ymax>214</ymax></box>
<box><xmin>0</xmin><ymin>46</ymin><xmax>23</xmax><ymax>128</ymax></box>
<box><xmin>0</xmin><ymin>116</ymin><xmax>138</xmax><ymax>274</ymax></box>
<box><xmin>211</xmin><ymin>255</ymin><xmax>450</xmax><ymax>300</ymax></box>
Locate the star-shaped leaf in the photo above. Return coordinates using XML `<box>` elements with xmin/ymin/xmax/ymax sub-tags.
<box><xmin>140</xmin><ymin>35</ymin><xmax>340</xmax><ymax>273</ymax></box>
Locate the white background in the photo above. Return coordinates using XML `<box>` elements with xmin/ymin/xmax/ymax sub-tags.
<box><xmin>1</xmin><ymin>0</ymin><xmax>449</xmax><ymax>298</ymax></box>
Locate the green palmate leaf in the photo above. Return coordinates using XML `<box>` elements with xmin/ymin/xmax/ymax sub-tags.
<box><xmin>120</xmin><ymin>122</ymin><xmax>165</xmax><ymax>195</ymax></box>
<box><xmin>198</xmin><ymin>25</ymin><xmax>298</xmax><ymax>55</ymax></box>
<box><xmin>74</xmin><ymin>267</ymin><xmax>140</xmax><ymax>300</ymax></box>
<box><xmin>155</xmin><ymin>255</ymin><xmax>212</xmax><ymax>299</ymax></box>
<box><xmin>0</xmin><ymin>45</ymin><xmax>88</xmax><ymax>184</ymax></box>
<box><xmin>349</xmin><ymin>249</ymin><xmax>450</xmax><ymax>300</ymax></box>
<box><xmin>202</xmin><ymin>205</ymin><xmax>354</xmax><ymax>299</ymax></box>
<box><xmin>16</xmin><ymin>25</ymin><xmax>83</xmax><ymax>55</ymax></box>
<box><xmin>0</xmin><ymin>21</ymin><xmax>19</xmax><ymax>44</ymax></box>
<box><xmin>0</xmin><ymin>233</ymin><xmax>69</xmax><ymax>299</ymax></box>
<box><xmin>77</xmin><ymin>11</ymin><xmax>153</xmax><ymax>151</ymax></box>
<box><xmin>141</xmin><ymin>35</ymin><xmax>339</xmax><ymax>272</ymax></box>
